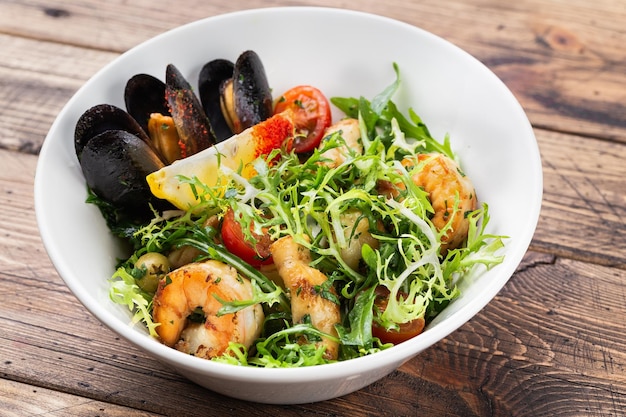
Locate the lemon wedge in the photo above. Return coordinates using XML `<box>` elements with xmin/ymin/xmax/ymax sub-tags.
<box><xmin>147</xmin><ymin>112</ymin><xmax>294</xmax><ymax>210</ymax></box>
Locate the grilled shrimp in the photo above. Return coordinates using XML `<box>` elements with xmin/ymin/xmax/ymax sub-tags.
<box><xmin>410</xmin><ymin>153</ymin><xmax>477</xmax><ymax>251</ymax></box>
<box><xmin>339</xmin><ymin>209</ymin><xmax>379</xmax><ymax>271</ymax></box>
<box><xmin>152</xmin><ymin>260</ymin><xmax>263</xmax><ymax>359</ymax></box>
<box><xmin>319</xmin><ymin>118</ymin><xmax>362</xmax><ymax>168</ymax></box>
<box><xmin>270</xmin><ymin>236</ymin><xmax>340</xmax><ymax>360</ymax></box>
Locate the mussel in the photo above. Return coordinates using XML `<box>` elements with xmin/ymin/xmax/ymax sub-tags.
<box><xmin>123</xmin><ymin>64</ymin><xmax>216</xmax><ymax>164</ymax></box>
<box><xmin>124</xmin><ymin>73</ymin><xmax>169</xmax><ymax>135</ymax></box>
<box><xmin>74</xmin><ymin>103</ymin><xmax>152</xmax><ymax>160</ymax></box>
<box><xmin>198</xmin><ymin>59</ymin><xmax>234</xmax><ymax>141</ymax></box>
<box><xmin>75</xmin><ymin>104</ymin><xmax>171</xmax><ymax>224</ymax></box>
<box><xmin>75</xmin><ymin>50</ymin><xmax>273</xmax><ymax>226</ymax></box>
<box><xmin>199</xmin><ymin>50</ymin><xmax>273</xmax><ymax>141</ymax></box>
<box><xmin>165</xmin><ymin>64</ymin><xmax>216</xmax><ymax>157</ymax></box>
<box><xmin>79</xmin><ymin>129</ymin><xmax>169</xmax><ymax>220</ymax></box>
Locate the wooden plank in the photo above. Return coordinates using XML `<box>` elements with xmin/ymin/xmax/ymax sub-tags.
<box><xmin>404</xmin><ymin>251</ymin><xmax>626</xmax><ymax>415</ymax></box>
<box><xmin>0</xmin><ymin>0</ymin><xmax>624</xmax><ymax>154</ymax></box>
<box><xmin>2</xmin><ymin>0</ymin><xmax>623</xmax><ymax>55</ymax></box>
<box><xmin>0</xmin><ymin>0</ymin><xmax>623</xmax><ymax>415</ymax></box>
<box><xmin>0</xmin><ymin>33</ymin><xmax>117</xmax><ymax>154</ymax></box>
<box><xmin>0</xmin><ymin>379</ymin><xmax>162</xmax><ymax>417</ymax></box>
<box><xmin>2</xmin><ymin>249</ymin><xmax>625</xmax><ymax>415</ymax></box>
<box><xmin>0</xmin><ymin>151</ymin><xmax>624</xmax><ymax>414</ymax></box>
<box><xmin>532</xmin><ymin>129</ymin><xmax>626</xmax><ymax>267</ymax></box>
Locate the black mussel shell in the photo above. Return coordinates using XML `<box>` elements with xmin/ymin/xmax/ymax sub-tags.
<box><xmin>74</xmin><ymin>104</ymin><xmax>150</xmax><ymax>161</ymax></box>
<box><xmin>198</xmin><ymin>59</ymin><xmax>235</xmax><ymax>142</ymax></box>
<box><xmin>78</xmin><ymin>129</ymin><xmax>169</xmax><ymax>222</ymax></box>
<box><xmin>233</xmin><ymin>50</ymin><xmax>273</xmax><ymax>131</ymax></box>
<box><xmin>165</xmin><ymin>64</ymin><xmax>216</xmax><ymax>157</ymax></box>
<box><xmin>124</xmin><ymin>74</ymin><xmax>170</xmax><ymax>135</ymax></box>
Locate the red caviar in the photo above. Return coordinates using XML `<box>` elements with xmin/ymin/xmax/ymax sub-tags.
<box><xmin>251</xmin><ymin>113</ymin><xmax>295</xmax><ymax>156</ymax></box>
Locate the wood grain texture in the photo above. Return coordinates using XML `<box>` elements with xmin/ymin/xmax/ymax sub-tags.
<box><xmin>0</xmin><ymin>33</ymin><xmax>117</xmax><ymax>153</ymax></box>
<box><xmin>532</xmin><ymin>130</ymin><xmax>626</xmax><ymax>267</ymax></box>
<box><xmin>0</xmin><ymin>0</ymin><xmax>624</xmax><ymax>155</ymax></box>
<box><xmin>1</xmin><ymin>0</ymin><xmax>625</xmax><ymax>415</ymax></box>
<box><xmin>2</xmin><ymin>209</ymin><xmax>625</xmax><ymax>415</ymax></box>
<box><xmin>0</xmin><ymin>148</ymin><xmax>624</xmax><ymax>415</ymax></box>
<box><xmin>1</xmin><ymin>379</ymin><xmax>163</xmax><ymax>417</ymax></box>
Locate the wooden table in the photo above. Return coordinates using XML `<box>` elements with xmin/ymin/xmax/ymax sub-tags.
<box><xmin>1</xmin><ymin>0</ymin><xmax>625</xmax><ymax>415</ymax></box>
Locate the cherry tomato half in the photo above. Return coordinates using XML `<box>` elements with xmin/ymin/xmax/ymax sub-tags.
<box><xmin>371</xmin><ymin>287</ymin><xmax>426</xmax><ymax>345</ymax></box>
<box><xmin>273</xmin><ymin>85</ymin><xmax>332</xmax><ymax>153</ymax></box>
<box><xmin>221</xmin><ymin>209</ymin><xmax>273</xmax><ymax>267</ymax></box>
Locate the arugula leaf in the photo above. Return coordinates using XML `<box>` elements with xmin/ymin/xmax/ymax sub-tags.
<box><xmin>331</xmin><ymin>63</ymin><xmax>454</xmax><ymax>159</ymax></box>
<box><xmin>335</xmin><ymin>285</ymin><xmax>377</xmax><ymax>347</ymax></box>
<box><xmin>371</xmin><ymin>62</ymin><xmax>401</xmax><ymax>114</ymax></box>
<box><xmin>249</xmin><ymin>323</ymin><xmax>339</xmax><ymax>367</ymax></box>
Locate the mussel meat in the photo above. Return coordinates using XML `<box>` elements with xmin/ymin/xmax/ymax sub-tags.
<box><xmin>199</xmin><ymin>50</ymin><xmax>273</xmax><ymax>140</ymax></box>
<box><xmin>123</xmin><ymin>65</ymin><xmax>217</xmax><ymax>164</ymax></box>
<box><xmin>76</xmin><ymin>62</ymin><xmax>220</xmax><ymax>224</ymax></box>
<box><xmin>75</xmin><ymin>50</ymin><xmax>274</xmax><ymax>226</ymax></box>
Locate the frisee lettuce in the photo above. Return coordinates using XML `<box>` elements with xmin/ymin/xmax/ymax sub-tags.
<box><xmin>107</xmin><ymin>64</ymin><xmax>507</xmax><ymax>367</ymax></box>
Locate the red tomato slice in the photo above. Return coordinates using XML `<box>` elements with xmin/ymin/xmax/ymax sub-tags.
<box><xmin>371</xmin><ymin>287</ymin><xmax>426</xmax><ymax>345</ymax></box>
<box><xmin>273</xmin><ymin>85</ymin><xmax>332</xmax><ymax>153</ymax></box>
<box><xmin>221</xmin><ymin>209</ymin><xmax>273</xmax><ymax>267</ymax></box>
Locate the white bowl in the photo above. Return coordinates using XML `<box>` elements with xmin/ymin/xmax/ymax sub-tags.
<box><xmin>34</xmin><ymin>7</ymin><xmax>542</xmax><ymax>404</ymax></box>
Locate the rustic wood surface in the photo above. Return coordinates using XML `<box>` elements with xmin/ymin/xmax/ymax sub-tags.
<box><xmin>1</xmin><ymin>0</ymin><xmax>625</xmax><ymax>416</ymax></box>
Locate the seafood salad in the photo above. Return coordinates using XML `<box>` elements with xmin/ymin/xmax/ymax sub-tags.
<box><xmin>75</xmin><ymin>51</ymin><xmax>506</xmax><ymax>367</ymax></box>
